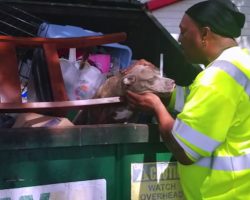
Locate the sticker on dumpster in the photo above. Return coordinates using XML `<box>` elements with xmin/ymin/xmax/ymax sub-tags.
<box><xmin>131</xmin><ymin>162</ymin><xmax>184</xmax><ymax>200</ymax></box>
<box><xmin>0</xmin><ymin>179</ymin><xmax>106</xmax><ymax>200</ymax></box>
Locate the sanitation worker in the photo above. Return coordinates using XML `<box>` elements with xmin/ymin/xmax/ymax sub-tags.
<box><xmin>126</xmin><ymin>0</ymin><xmax>250</xmax><ymax>199</ymax></box>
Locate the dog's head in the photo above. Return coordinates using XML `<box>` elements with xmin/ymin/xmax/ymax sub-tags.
<box><xmin>121</xmin><ymin>64</ymin><xmax>175</xmax><ymax>97</ymax></box>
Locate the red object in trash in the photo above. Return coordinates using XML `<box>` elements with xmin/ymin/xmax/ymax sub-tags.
<box><xmin>146</xmin><ymin>0</ymin><xmax>182</xmax><ymax>11</ymax></box>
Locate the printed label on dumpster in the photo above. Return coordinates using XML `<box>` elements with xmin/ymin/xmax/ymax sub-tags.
<box><xmin>131</xmin><ymin>162</ymin><xmax>184</xmax><ymax>200</ymax></box>
<box><xmin>0</xmin><ymin>179</ymin><xmax>106</xmax><ymax>200</ymax></box>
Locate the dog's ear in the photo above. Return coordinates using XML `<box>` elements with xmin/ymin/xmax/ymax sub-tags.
<box><xmin>132</xmin><ymin>59</ymin><xmax>156</xmax><ymax>68</ymax></box>
<box><xmin>138</xmin><ymin>68</ymin><xmax>157</xmax><ymax>80</ymax></box>
<box><xmin>122</xmin><ymin>75</ymin><xmax>136</xmax><ymax>86</ymax></box>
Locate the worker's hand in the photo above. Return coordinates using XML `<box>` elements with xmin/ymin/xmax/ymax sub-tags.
<box><xmin>126</xmin><ymin>90</ymin><xmax>162</xmax><ymax>113</ymax></box>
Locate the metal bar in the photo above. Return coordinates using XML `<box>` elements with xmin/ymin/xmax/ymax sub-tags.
<box><xmin>11</xmin><ymin>6</ymin><xmax>44</xmax><ymax>26</ymax></box>
<box><xmin>0</xmin><ymin>9</ymin><xmax>39</xmax><ymax>28</ymax></box>
<box><xmin>0</xmin><ymin>19</ymin><xmax>35</xmax><ymax>36</ymax></box>
<box><xmin>0</xmin><ymin>30</ymin><xmax>7</xmax><ymax>35</ymax></box>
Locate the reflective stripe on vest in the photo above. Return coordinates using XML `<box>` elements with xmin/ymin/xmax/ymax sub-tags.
<box><xmin>211</xmin><ymin>60</ymin><xmax>250</xmax><ymax>96</ymax></box>
<box><xmin>173</xmin><ymin>119</ymin><xmax>221</xmax><ymax>154</ymax></box>
<box><xmin>173</xmin><ymin>130</ymin><xmax>201</xmax><ymax>160</ymax></box>
<box><xmin>196</xmin><ymin>153</ymin><xmax>250</xmax><ymax>171</ymax></box>
<box><xmin>174</xmin><ymin>86</ymin><xmax>190</xmax><ymax>113</ymax></box>
<box><xmin>174</xmin><ymin>85</ymin><xmax>185</xmax><ymax>112</ymax></box>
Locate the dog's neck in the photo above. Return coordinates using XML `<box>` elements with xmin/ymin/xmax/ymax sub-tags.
<box><xmin>115</xmin><ymin>74</ymin><xmax>125</xmax><ymax>96</ymax></box>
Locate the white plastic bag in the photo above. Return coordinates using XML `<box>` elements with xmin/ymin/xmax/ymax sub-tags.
<box><xmin>60</xmin><ymin>48</ymin><xmax>106</xmax><ymax>100</ymax></box>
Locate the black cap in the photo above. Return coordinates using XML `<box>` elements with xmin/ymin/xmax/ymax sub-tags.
<box><xmin>185</xmin><ymin>0</ymin><xmax>245</xmax><ymax>38</ymax></box>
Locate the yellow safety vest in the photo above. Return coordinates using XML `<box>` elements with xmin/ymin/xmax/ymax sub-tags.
<box><xmin>172</xmin><ymin>46</ymin><xmax>250</xmax><ymax>200</ymax></box>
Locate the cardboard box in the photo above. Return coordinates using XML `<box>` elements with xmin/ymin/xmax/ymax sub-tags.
<box><xmin>12</xmin><ymin>113</ymin><xmax>74</xmax><ymax>128</ymax></box>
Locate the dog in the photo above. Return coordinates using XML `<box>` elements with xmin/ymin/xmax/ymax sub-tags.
<box><xmin>74</xmin><ymin>59</ymin><xmax>175</xmax><ymax>124</ymax></box>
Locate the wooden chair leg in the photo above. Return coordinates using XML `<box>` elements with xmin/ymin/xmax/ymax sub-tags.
<box><xmin>43</xmin><ymin>43</ymin><xmax>68</xmax><ymax>102</ymax></box>
<box><xmin>0</xmin><ymin>42</ymin><xmax>22</xmax><ymax>103</ymax></box>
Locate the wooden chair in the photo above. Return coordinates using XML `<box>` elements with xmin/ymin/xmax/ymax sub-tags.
<box><xmin>0</xmin><ymin>33</ymin><xmax>126</xmax><ymax>115</ymax></box>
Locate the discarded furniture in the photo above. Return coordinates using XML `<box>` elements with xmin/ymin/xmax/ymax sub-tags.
<box><xmin>0</xmin><ymin>33</ymin><xmax>126</xmax><ymax>114</ymax></box>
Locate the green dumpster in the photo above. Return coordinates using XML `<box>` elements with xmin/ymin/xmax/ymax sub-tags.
<box><xmin>0</xmin><ymin>1</ymin><xmax>192</xmax><ymax>199</ymax></box>
<box><xmin>0</xmin><ymin>124</ymin><xmax>183</xmax><ymax>199</ymax></box>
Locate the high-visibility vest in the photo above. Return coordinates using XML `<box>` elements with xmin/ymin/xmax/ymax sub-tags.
<box><xmin>171</xmin><ymin>46</ymin><xmax>250</xmax><ymax>200</ymax></box>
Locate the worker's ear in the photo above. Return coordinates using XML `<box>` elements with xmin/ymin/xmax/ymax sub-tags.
<box><xmin>200</xmin><ymin>26</ymin><xmax>211</xmax><ymax>40</ymax></box>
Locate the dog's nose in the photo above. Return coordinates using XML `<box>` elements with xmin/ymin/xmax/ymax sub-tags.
<box><xmin>169</xmin><ymin>79</ymin><xmax>175</xmax><ymax>84</ymax></box>
<box><xmin>165</xmin><ymin>78</ymin><xmax>175</xmax><ymax>84</ymax></box>
<box><xmin>165</xmin><ymin>78</ymin><xmax>176</xmax><ymax>91</ymax></box>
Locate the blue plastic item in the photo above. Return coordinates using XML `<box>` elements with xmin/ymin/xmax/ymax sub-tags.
<box><xmin>37</xmin><ymin>22</ymin><xmax>132</xmax><ymax>69</ymax></box>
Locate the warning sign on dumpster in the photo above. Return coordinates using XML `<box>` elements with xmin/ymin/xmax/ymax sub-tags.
<box><xmin>0</xmin><ymin>179</ymin><xmax>106</xmax><ymax>200</ymax></box>
<box><xmin>131</xmin><ymin>162</ymin><xmax>184</xmax><ymax>200</ymax></box>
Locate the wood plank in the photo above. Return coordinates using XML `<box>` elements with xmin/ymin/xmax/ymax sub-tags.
<box><xmin>43</xmin><ymin>43</ymin><xmax>68</xmax><ymax>101</ymax></box>
<box><xmin>0</xmin><ymin>42</ymin><xmax>22</xmax><ymax>103</ymax></box>
<box><xmin>0</xmin><ymin>33</ymin><xmax>127</xmax><ymax>48</ymax></box>
<box><xmin>0</xmin><ymin>97</ymin><xmax>124</xmax><ymax>113</ymax></box>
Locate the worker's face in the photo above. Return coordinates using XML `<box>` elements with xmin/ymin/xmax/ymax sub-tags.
<box><xmin>178</xmin><ymin>14</ymin><xmax>205</xmax><ymax>64</ymax></box>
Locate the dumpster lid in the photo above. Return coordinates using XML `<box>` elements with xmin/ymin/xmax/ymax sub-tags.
<box><xmin>2</xmin><ymin>0</ymin><xmax>143</xmax><ymax>7</ymax></box>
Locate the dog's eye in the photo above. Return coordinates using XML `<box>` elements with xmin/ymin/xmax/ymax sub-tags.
<box><xmin>123</xmin><ymin>75</ymin><xmax>136</xmax><ymax>85</ymax></box>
